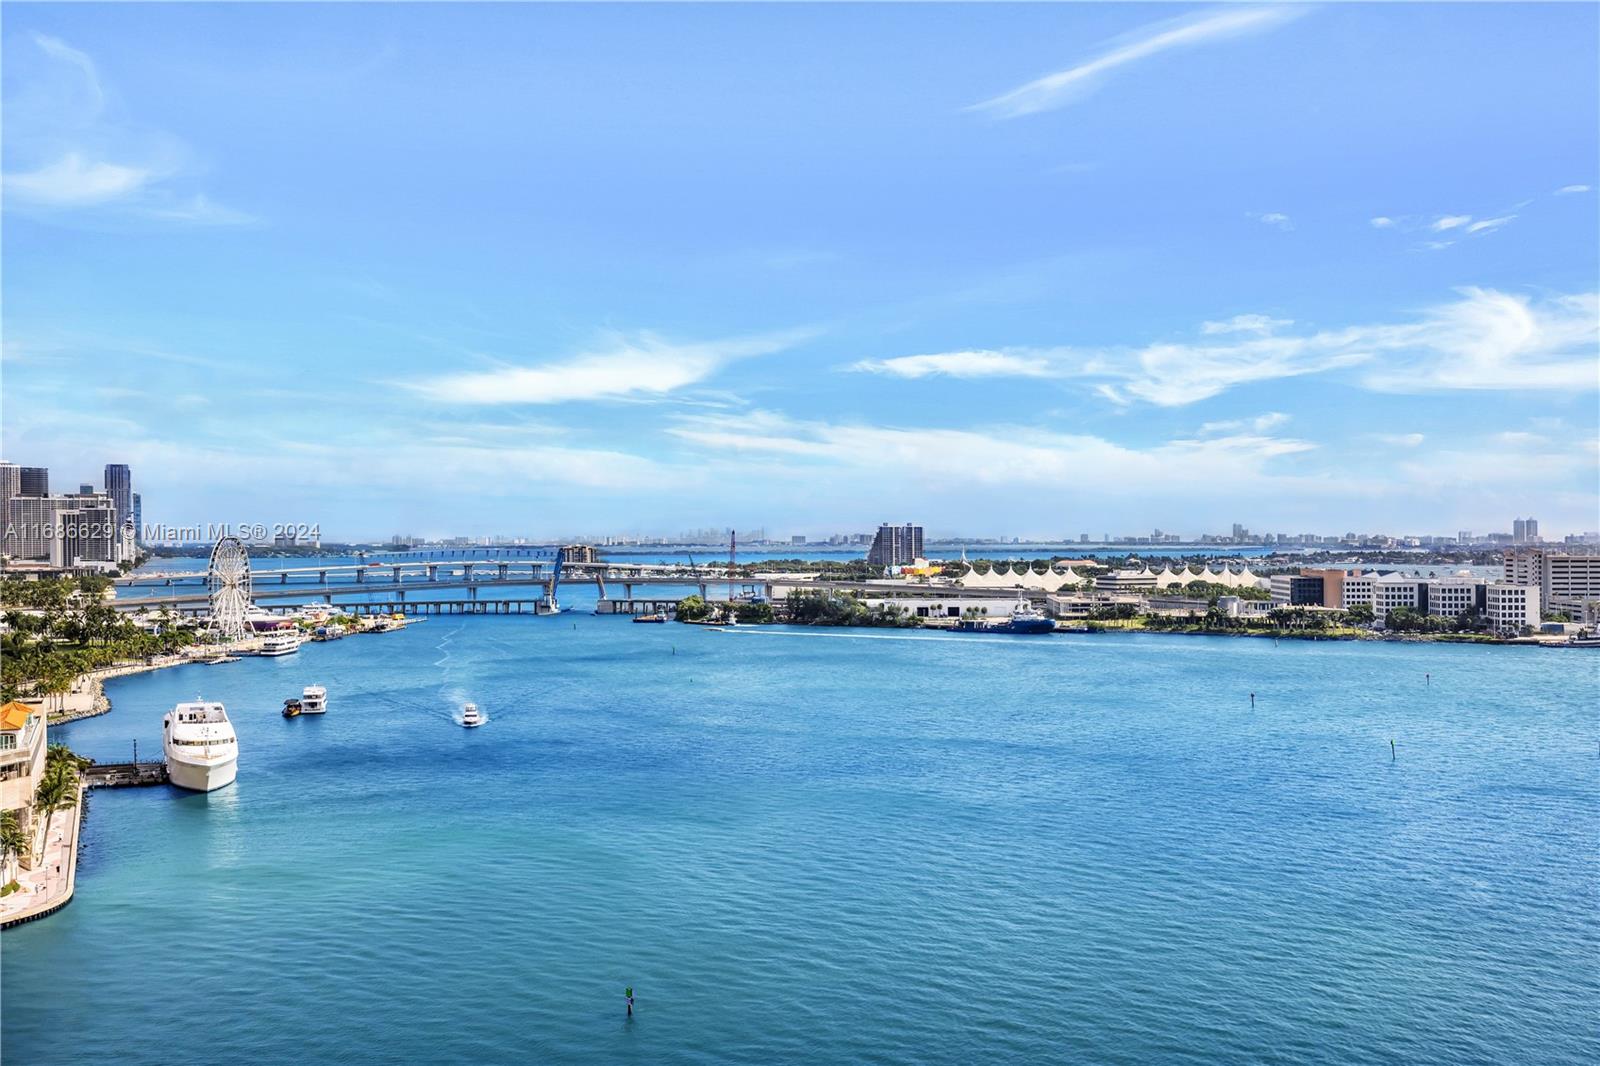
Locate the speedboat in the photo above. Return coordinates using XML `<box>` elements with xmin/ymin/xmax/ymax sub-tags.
<box><xmin>461</xmin><ymin>702</ymin><xmax>485</xmax><ymax>728</ymax></box>
<box><xmin>633</xmin><ymin>614</ymin><xmax>667</xmax><ymax>623</ymax></box>
<box><xmin>257</xmin><ymin>631</ymin><xmax>302</xmax><ymax>657</ymax></box>
<box><xmin>164</xmin><ymin>700</ymin><xmax>239</xmax><ymax>791</ymax></box>
<box><xmin>282</xmin><ymin>698</ymin><xmax>302</xmax><ymax>718</ymax></box>
<box><xmin>301</xmin><ymin>685</ymin><xmax>327</xmax><ymax>714</ymax></box>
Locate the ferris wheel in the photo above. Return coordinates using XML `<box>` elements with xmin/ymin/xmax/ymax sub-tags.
<box><xmin>207</xmin><ymin>535</ymin><xmax>253</xmax><ymax>641</ymax></box>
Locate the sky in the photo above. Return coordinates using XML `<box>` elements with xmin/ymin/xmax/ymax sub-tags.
<box><xmin>2</xmin><ymin>2</ymin><xmax>1597</xmax><ymax>541</ymax></box>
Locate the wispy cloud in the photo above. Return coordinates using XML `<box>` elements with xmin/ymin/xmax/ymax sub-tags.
<box><xmin>1373</xmin><ymin>432</ymin><xmax>1425</xmax><ymax>447</ymax></box>
<box><xmin>1369</xmin><ymin>216</ymin><xmax>1395</xmax><ymax>228</ymax></box>
<box><xmin>1464</xmin><ymin>215</ymin><xmax>1515</xmax><ymax>235</ymax></box>
<box><xmin>4</xmin><ymin>152</ymin><xmax>155</xmax><ymax>207</ymax></box>
<box><xmin>967</xmin><ymin>5</ymin><xmax>1304</xmax><ymax>119</ymax></box>
<box><xmin>850</xmin><ymin>287</ymin><xmax>1597</xmax><ymax>408</ymax></box>
<box><xmin>1555</xmin><ymin>184</ymin><xmax>1592</xmax><ymax>195</ymax></box>
<box><xmin>404</xmin><ymin>330</ymin><xmax>808</xmax><ymax>405</ymax></box>
<box><xmin>1431</xmin><ymin>215</ymin><xmax>1472</xmax><ymax>232</ymax></box>
<box><xmin>1250</xmin><ymin>211</ymin><xmax>1294</xmax><ymax>231</ymax></box>
<box><xmin>1201</xmin><ymin>314</ymin><xmax>1291</xmax><ymax>336</ymax></box>
<box><xmin>849</xmin><ymin>350</ymin><xmax>1054</xmax><ymax>379</ymax></box>
<box><xmin>1199</xmin><ymin>412</ymin><xmax>1291</xmax><ymax>436</ymax></box>
<box><xmin>2</xmin><ymin>34</ymin><xmax>250</xmax><ymax>224</ymax></box>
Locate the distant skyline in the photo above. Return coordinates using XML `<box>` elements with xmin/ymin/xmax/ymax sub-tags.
<box><xmin>3</xmin><ymin>4</ymin><xmax>1597</xmax><ymax>539</ymax></box>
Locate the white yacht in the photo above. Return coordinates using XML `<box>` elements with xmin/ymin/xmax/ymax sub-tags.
<box><xmin>257</xmin><ymin>631</ymin><xmax>302</xmax><ymax>657</ymax></box>
<box><xmin>461</xmin><ymin>702</ymin><xmax>485</xmax><ymax>728</ymax></box>
<box><xmin>163</xmin><ymin>700</ymin><xmax>239</xmax><ymax>792</ymax></box>
<box><xmin>301</xmin><ymin>685</ymin><xmax>327</xmax><ymax>714</ymax></box>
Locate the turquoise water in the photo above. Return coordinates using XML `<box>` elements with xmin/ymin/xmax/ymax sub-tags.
<box><xmin>4</xmin><ymin>616</ymin><xmax>1596</xmax><ymax>1065</ymax></box>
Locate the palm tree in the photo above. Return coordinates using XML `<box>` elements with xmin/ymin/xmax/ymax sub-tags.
<box><xmin>46</xmin><ymin>743</ymin><xmax>92</xmax><ymax>776</ymax></box>
<box><xmin>0</xmin><ymin>809</ymin><xmax>29</xmax><ymax>884</ymax></box>
<box><xmin>33</xmin><ymin>764</ymin><xmax>80</xmax><ymax>854</ymax></box>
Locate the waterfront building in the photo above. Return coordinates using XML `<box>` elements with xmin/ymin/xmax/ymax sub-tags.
<box><xmin>867</xmin><ymin>522</ymin><xmax>923</xmax><ymax>568</ymax></box>
<box><xmin>19</xmin><ymin>466</ymin><xmax>48</xmax><ymax>497</ymax></box>
<box><xmin>1503</xmin><ymin>547</ymin><xmax>1600</xmax><ymax>619</ymax></box>
<box><xmin>103</xmin><ymin>464</ymin><xmax>132</xmax><ymax>525</ymax></box>
<box><xmin>1097</xmin><ymin>569</ymin><xmax>1158</xmax><ymax>593</ymax></box>
<box><xmin>1340</xmin><ymin>574</ymin><xmax>1377</xmax><ymax>609</ymax></box>
<box><xmin>1425</xmin><ymin>575</ymin><xmax>1484</xmax><ymax>619</ymax></box>
<box><xmin>1486</xmin><ymin>582</ymin><xmax>1541</xmax><ymax>635</ymax></box>
<box><xmin>1372</xmin><ymin>573</ymin><xmax>1425</xmax><ymax>624</ymax></box>
<box><xmin>131</xmin><ymin>492</ymin><xmax>142</xmax><ymax>545</ymax></box>
<box><xmin>0</xmin><ymin>461</ymin><xmax>19</xmax><ymax>558</ymax></box>
<box><xmin>0</xmin><ymin>701</ymin><xmax>47</xmax><ymax>866</ymax></box>
<box><xmin>1270</xmin><ymin>574</ymin><xmax>1325</xmax><ymax>607</ymax></box>
<box><xmin>559</xmin><ymin>544</ymin><xmax>599</xmax><ymax>564</ymax></box>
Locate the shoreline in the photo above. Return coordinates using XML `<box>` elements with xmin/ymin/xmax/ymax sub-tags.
<box><xmin>45</xmin><ymin>616</ymin><xmax>422</xmax><ymax>727</ymax></box>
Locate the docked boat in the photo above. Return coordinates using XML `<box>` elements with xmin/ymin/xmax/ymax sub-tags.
<box><xmin>959</xmin><ymin>598</ymin><xmax>1057</xmax><ymax>634</ymax></box>
<box><xmin>257</xmin><ymin>631</ymin><xmax>302</xmax><ymax>657</ymax></box>
<box><xmin>633</xmin><ymin>614</ymin><xmax>667</xmax><ymax>624</ymax></box>
<box><xmin>997</xmin><ymin>598</ymin><xmax>1056</xmax><ymax>634</ymax></box>
<box><xmin>164</xmin><ymin>700</ymin><xmax>239</xmax><ymax>791</ymax></box>
<box><xmin>301</xmin><ymin>685</ymin><xmax>327</xmax><ymax>714</ymax></box>
<box><xmin>282</xmin><ymin>698</ymin><xmax>302</xmax><ymax>718</ymax></box>
<box><xmin>461</xmin><ymin>702</ymin><xmax>485</xmax><ymax>728</ymax></box>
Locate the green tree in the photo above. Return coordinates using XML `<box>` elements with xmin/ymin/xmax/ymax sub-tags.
<box><xmin>0</xmin><ymin>809</ymin><xmax>30</xmax><ymax>881</ymax></box>
<box><xmin>33</xmin><ymin>763</ymin><xmax>80</xmax><ymax>852</ymax></box>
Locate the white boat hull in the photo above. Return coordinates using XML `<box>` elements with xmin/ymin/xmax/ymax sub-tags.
<box><xmin>167</xmin><ymin>754</ymin><xmax>238</xmax><ymax>792</ymax></box>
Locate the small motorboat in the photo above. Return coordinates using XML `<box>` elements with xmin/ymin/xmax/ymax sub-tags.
<box><xmin>282</xmin><ymin>698</ymin><xmax>302</xmax><ymax>718</ymax></box>
<box><xmin>633</xmin><ymin>614</ymin><xmax>667</xmax><ymax>624</ymax></box>
<box><xmin>460</xmin><ymin>702</ymin><xmax>485</xmax><ymax>728</ymax></box>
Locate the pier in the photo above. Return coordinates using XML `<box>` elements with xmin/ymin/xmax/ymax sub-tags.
<box><xmin>85</xmin><ymin>762</ymin><xmax>170</xmax><ymax>788</ymax></box>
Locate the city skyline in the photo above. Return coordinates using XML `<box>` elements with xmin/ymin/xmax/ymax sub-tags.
<box><xmin>3</xmin><ymin>4</ymin><xmax>1597</xmax><ymax>537</ymax></box>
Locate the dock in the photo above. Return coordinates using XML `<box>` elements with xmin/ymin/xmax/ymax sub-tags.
<box><xmin>85</xmin><ymin>761</ymin><xmax>170</xmax><ymax>788</ymax></box>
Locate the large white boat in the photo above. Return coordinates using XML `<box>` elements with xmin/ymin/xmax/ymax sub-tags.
<box><xmin>461</xmin><ymin>702</ymin><xmax>485</xmax><ymax>728</ymax></box>
<box><xmin>301</xmin><ymin>685</ymin><xmax>327</xmax><ymax>714</ymax></box>
<box><xmin>257</xmin><ymin>631</ymin><xmax>302</xmax><ymax>657</ymax></box>
<box><xmin>163</xmin><ymin>700</ymin><xmax>239</xmax><ymax>792</ymax></box>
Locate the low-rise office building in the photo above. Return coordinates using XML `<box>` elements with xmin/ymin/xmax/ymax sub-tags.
<box><xmin>1270</xmin><ymin>574</ymin><xmax>1326</xmax><ymax>606</ymax></box>
<box><xmin>1486</xmin><ymin>582</ymin><xmax>1541</xmax><ymax>635</ymax></box>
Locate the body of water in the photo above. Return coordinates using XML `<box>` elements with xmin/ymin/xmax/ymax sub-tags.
<box><xmin>4</xmin><ymin>618</ymin><xmax>1596</xmax><ymax>1064</ymax></box>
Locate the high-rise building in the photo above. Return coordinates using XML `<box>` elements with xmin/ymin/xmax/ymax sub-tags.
<box><xmin>866</xmin><ymin>522</ymin><xmax>923</xmax><ymax>568</ymax></box>
<box><xmin>19</xmin><ymin>467</ymin><xmax>48</xmax><ymax>497</ymax></box>
<box><xmin>1525</xmin><ymin>517</ymin><xmax>1539</xmax><ymax>543</ymax></box>
<box><xmin>131</xmin><ymin>492</ymin><xmax>142</xmax><ymax>545</ymax></box>
<box><xmin>1513</xmin><ymin>518</ymin><xmax>1527</xmax><ymax>543</ymax></box>
<box><xmin>0</xmin><ymin>461</ymin><xmax>19</xmax><ymax>558</ymax></box>
<box><xmin>104</xmin><ymin>464</ymin><xmax>133</xmax><ymax>524</ymax></box>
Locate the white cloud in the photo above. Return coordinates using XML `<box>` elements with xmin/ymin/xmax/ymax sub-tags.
<box><xmin>849</xmin><ymin>350</ymin><xmax>1054</xmax><ymax>379</ymax></box>
<box><xmin>1201</xmin><ymin>314</ymin><xmax>1292</xmax><ymax>335</ymax></box>
<box><xmin>1251</xmin><ymin>211</ymin><xmax>1294</xmax><ymax>231</ymax></box>
<box><xmin>1556</xmin><ymin>184</ymin><xmax>1591</xmax><ymax>195</ymax></box>
<box><xmin>3</xmin><ymin>152</ymin><xmax>152</xmax><ymax>206</ymax></box>
<box><xmin>1432</xmin><ymin>215</ymin><xmax>1472</xmax><ymax>232</ymax></box>
<box><xmin>1098</xmin><ymin>287</ymin><xmax>1597</xmax><ymax>405</ymax></box>
<box><xmin>405</xmin><ymin>330</ymin><xmax>806</xmax><ymax>405</ymax></box>
<box><xmin>1199</xmin><ymin>412</ymin><xmax>1291</xmax><ymax>435</ymax></box>
<box><xmin>1370</xmin><ymin>216</ymin><xmax>1395</xmax><ymax>228</ymax></box>
<box><xmin>1465</xmin><ymin>215</ymin><xmax>1515</xmax><ymax>235</ymax></box>
<box><xmin>2</xmin><ymin>35</ymin><xmax>247</xmax><ymax>224</ymax></box>
<box><xmin>668</xmin><ymin>410</ymin><xmax>1320</xmax><ymax>495</ymax></box>
<box><xmin>1373</xmin><ymin>433</ymin><xmax>1425</xmax><ymax>447</ymax></box>
<box><xmin>1361</xmin><ymin>288</ymin><xmax>1599</xmax><ymax>392</ymax></box>
<box><xmin>968</xmin><ymin>5</ymin><xmax>1303</xmax><ymax>119</ymax></box>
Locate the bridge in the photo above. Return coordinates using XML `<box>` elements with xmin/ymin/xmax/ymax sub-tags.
<box><xmin>115</xmin><ymin>560</ymin><xmax>766</xmax><ymax>615</ymax></box>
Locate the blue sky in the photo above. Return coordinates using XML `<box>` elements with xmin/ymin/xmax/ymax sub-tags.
<box><xmin>3</xmin><ymin>3</ymin><xmax>1596</xmax><ymax>541</ymax></box>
